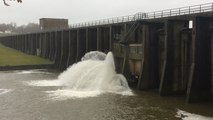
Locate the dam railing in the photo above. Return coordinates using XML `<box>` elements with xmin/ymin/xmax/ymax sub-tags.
<box><xmin>70</xmin><ymin>2</ymin><xmax>213</xmax><ymax>28</ymax></box>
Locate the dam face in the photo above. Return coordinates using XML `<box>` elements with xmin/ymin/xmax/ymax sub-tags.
<box><xmin>1</xmin><ymin>3</ymin><xmax>213</xmax><ymax>103</ymax></box>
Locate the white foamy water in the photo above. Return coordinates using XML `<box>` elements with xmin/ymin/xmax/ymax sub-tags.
<box><xmin>176</xmin><ymin>109</ymin><xmax>213</xmax><ymax>120</ymax></box>
<box><xmin>0</xmin><ymin>89</ymin><xmax>12</xmax><ymax>95</ymax></box>
<box><xmin>26</xmin><ymin>80</ymin><xmax>62</xmax><ymax>87</ymax></box>
<box><xmin>45</xmin><ymin>89</ymin><xmax>102</xmax><ymax>100</ymax></box>
<box><xmin>15</xmin><ymin>69</ymin><xmax>51</xmax><ymax>74</ymax></box>
<box><xmin>26</xmin><ymin>51</ymin><xmax>133</xmax><ymax>100</ymax></box>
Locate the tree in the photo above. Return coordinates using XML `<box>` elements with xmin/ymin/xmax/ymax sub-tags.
<box><xmin>0</xmin><ymin>22</ymin><xmax>40</xmax><ymax>34</ymax></box>
<box><xmin>3</xmin><ymin>0</ymin><xmax>22</xmax><ymax>6</ymax></box>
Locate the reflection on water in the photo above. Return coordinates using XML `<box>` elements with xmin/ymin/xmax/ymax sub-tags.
<box><xmin>0</xmin><ymin>69</ymin><xmax>213</xmax><ymax>120</ymax></box>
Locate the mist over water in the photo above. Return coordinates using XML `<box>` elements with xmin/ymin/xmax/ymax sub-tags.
<box><xmin>27</xmin><ymin>51</ymin><xmax>133</xmax><ymax>100</ymax></box>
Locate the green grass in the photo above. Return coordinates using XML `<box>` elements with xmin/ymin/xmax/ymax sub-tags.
<box><xmin>0</xmin><ymin>43</ymin><xmax>53</xmax><ymax>66</ymax></box>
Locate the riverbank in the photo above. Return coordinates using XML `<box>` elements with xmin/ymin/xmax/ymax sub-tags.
<box><xmin>0</xmin><ymin>43</ymin><xmax>54</xmax><ymax>70</ymax></box>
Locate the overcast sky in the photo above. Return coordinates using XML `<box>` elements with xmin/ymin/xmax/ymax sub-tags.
<box><xmin>0</xmin><ymin>0</ymin><xmax>212</xmax><ymax>26</ymax></box>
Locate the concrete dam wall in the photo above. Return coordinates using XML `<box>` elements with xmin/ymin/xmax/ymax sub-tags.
<box><xmin>1</xmin><ymin>3</ymin><xmax>213</xmax><ymax>103</ymax></box>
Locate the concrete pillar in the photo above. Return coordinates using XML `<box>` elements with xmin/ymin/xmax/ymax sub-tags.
<box><xmin>48</xmin><ymin>32</ymin><xmax>52</xmax><ymax>60</ymax></box>
<box><xmin>67</xmin><ymin>30</ymin><xmax>77</xmax><ymax>66</ymax></box>
<box><xmin>59</xmin><ymin>30</ymin><xmax>70</xmax><ymax>70</ymax></box>
<box><xmin>24</xmin><ymin>35</ymin><xmax>28</xmax><ymax>54</ymax></box>
<box><xmin>36</xmin><ymin>33</ymin><xmax>41</xmax><ymax>56</ymax></box>
<box><xmin>15</xmin><ymin>36</ymin><xmax>18</xmax><ymax>50</ymax></box>
<box><xmin>76</xmin><ymin>29</ymin><xmax>86</xmax><ymax>61</ymax></box>
<box><xmin>40</xmin><ymin>33</ymin><xmax>46</xmax><ymax>58</ymax></box>
<box><xmin>32</xmin><ymin>34</ymin><xmax>37</xmax><ymax>55</ymax></box>
<box><xmin>49</xmin><ymin>31</ymin><xmax>56</xmax><ymax>61</ymax></box>
<box><xmin>25</xmin><ymin>35</ymin><xmax>29</xmax><ymax>54</ymax></box>
<box><xmin>137</xmin><ymin>22</ymin><xmax>163</xmax><ymax>90</ymax></box>
<box><xmin>112</xmin><ymin>25</ymin><xmax>126</xmax><ymax>73</ymax></box>
<box><xmin>13</xmin><ymin>36</ymin><xmax>16</xmax><ymax>49</ymax></box>
<box><xmin>87</xmin><ymin>28</ymin><xmax>97</xmax><ymax>51</ymax></box>
<box><xmin>97</xmin><ymin>27</ymin><xmax>110</xmax><ymax>52</ymax></box>
<box><xmin>86</xmin><ymin>28</ymin><xmax>89</xmax><ymax>52</ymax></box>
<box><xmin>17</xmin><ymin>35</ymin><xmax>20</xmax><ymax>51</ymax></box>
<box><xmin>29</xmin><ymin>34</ymin><xmax>32</xmax><ymax>55</ymax></box>
<box><xmin>16</xmin><ymin>36</ymin><xmax>19</xmax><ymax>50</ymax></box>
<box><xmin>21</xmin><ymin>35</ymin><xmax>25</xmax><ymax>52</ymax></box>
<box><xmin>179</xmin><ymin>29</ymin><xmax>192</xmax><ymax>93</ymax></box>
<box><xmin>186</xmin><ymin>17</ymin><xmax>212</xmax><ymax>103</ymax></box>
<box><xmin>109</xmin><ymin>26</ymin><xmax>113</xmax><ymax>51</ymax></box>
<box><xmin>97</xmin><ymin>27</ymin><xmax>101</xmax><ymax>51</ymax></box>
<box><xmin>211</xmin><ymin>22</ymin><xmax>213</xmax><ymax>98</ymax></box>
<box><xmin>13</xmin><ymin>36</ymin><xmax>15</xmax><ymax>49</ymax></box>
<box><xmin>27</xmin><ymin>34</ymin><xmax>31</xmax><ymax>54</ymax></box>
<box><xmin>10</xmin><ymin>36</ymin><xmax>13</xmax><ymax>48</ymax></box>
<box><xmin>159</xmin><ymin>20</ymin><xmax>189</xmax><ymax>95</ymax></box>
<box><xmin>103</xmin><ymin>27</ymin><xmax>110</xmax><ymax>52</ymax></box>
<box><xmin>29</xmin><ymin>34</ymin><xmax>35</xmax><ymax>55</ymax></box>
<box><xmin>45</xmin><ymin>32</ymin><xmax>50</xmax><ymax>58</ymax></box>
<box><xmin>54</xmin><ymin>31</ymin><xmax>62</xmax><ymax>68</ymax></box>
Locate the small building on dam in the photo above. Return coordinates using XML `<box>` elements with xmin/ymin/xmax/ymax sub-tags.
<box><xmin>1</xmin><ymin>2</ymin><xmax>213</xmax><ymax>103</ymax></box>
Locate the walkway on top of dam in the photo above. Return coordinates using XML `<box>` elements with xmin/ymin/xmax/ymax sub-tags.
<box><xmin>70</xmin><ymin>2</ymin><xmax>213</xmax><ymax>28</ymax></box>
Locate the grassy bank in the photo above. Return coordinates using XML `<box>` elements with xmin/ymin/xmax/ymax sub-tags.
<box><xmin>0</xmin><ymin>43</ymin><xmax>53</xmax><ymax>66</ymax></box>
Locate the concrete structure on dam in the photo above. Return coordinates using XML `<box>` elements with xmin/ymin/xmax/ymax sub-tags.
<box><xmin>39</xmin><ymin>18</ymin><xmax>69</xmax><ymax>31</ymax></box>
<box><xmin>1</xmin><ymin>3</ymin><xmax>213</xmax><ymax>103</ymax></box>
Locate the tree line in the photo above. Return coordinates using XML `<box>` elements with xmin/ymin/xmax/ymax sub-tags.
<box><xmin>0</xmin><ymin>22</ymin><xmax>41</xmax><ymax>34</ymax></box>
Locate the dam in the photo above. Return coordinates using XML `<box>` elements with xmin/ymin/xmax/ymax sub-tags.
<box><xmin>1</xmin><ymin>2</ymin><xmax>213</xmax><ymax>103</ymax></box>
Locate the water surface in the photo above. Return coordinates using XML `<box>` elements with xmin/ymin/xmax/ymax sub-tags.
<box><xmin>0</xmin><ymin>69</ymin><xmax>212</xmax><ymax>120</ymax></box>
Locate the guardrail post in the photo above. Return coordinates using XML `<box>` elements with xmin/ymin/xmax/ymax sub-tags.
<box><xmin>212</xmin><ymin>3</ymin><xmax>213</xmax><ymax>12</ymax></box>
<box><xmin>179</xmin><ymin>8</ymin><xmax>180</xmax><ymax>15</ymax></box>
<box><xmin>161</xmin><ymin>11</ymin><xmax>163</xmax><ymax>17</ymax></box>
<box><xmin>189</xmin><ymin>6</ymin><xmax>190</xmax><ymax>14</ymax></box>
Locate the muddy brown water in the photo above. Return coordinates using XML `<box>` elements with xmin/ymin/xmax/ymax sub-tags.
<box><xmin>0</xmin><ymin>69</ymin><xmax>212</xmax><ymax>120</ymax></box>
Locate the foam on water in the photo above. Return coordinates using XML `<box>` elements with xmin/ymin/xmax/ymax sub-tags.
<box><xmin>26</xmin><ymin>51</ymin><xmax>133</xmax><ymax>100</ymax></box>
<box><xmin>0</xmin><ymin>89</ymin><xmax>12</xmax><ymax>95</ymax></box>
<box><xmin>15</xmin><ymin>69</ymin><xmax>51</xmax><ymax>74</ymax></box>
<box><xmin>45</xmin><ymin>89</ymin><xmax>103</xmax><ymax>100</ymax></box>
<box><xmin>26</xmin><ymin>80</ymin><xmax>62</xmax><ymax>87</ymax></box>
<box><xmin>176</xmin><ymin>109</ymin><xmax>213</xmax><ymax>120</ymax></box>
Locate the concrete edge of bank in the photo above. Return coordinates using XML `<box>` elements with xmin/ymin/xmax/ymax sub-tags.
<box><xmin>0</xmin><ymin>64</ymin><xmax>55</xmax><ymax>71</ymax></box>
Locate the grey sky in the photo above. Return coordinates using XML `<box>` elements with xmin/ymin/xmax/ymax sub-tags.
<box><xmin>0</xmin><ymin>0</ymin><xmax>212</xmax><ymax>26</ymax></box>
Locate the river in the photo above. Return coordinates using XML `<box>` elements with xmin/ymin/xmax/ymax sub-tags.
<box><xmin>0</xmin><ymin>69</ymin><xmax>212</xmax><ymax>120</ymax></box>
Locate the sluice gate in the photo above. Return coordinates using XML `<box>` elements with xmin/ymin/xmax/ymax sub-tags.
<box><xmin>1</xmin><ymin>3</ymin><xmax>213</xmax><ymax>103</ymax></box>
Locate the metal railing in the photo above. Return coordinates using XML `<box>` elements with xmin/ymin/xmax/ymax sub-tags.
<box><xmin>146</xmin><ymin>2</ymin><xmax>213</xmax><ymax>19</ymax></box>
<box><xmin>70</xmin><ymin>2</ymin><xmax>213</xmax><ymax>28</ymax></box>
<box><xmin>70</xmin><ymin>12</ymin><xmax>145</xmax><ymax>28</ymax></box>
